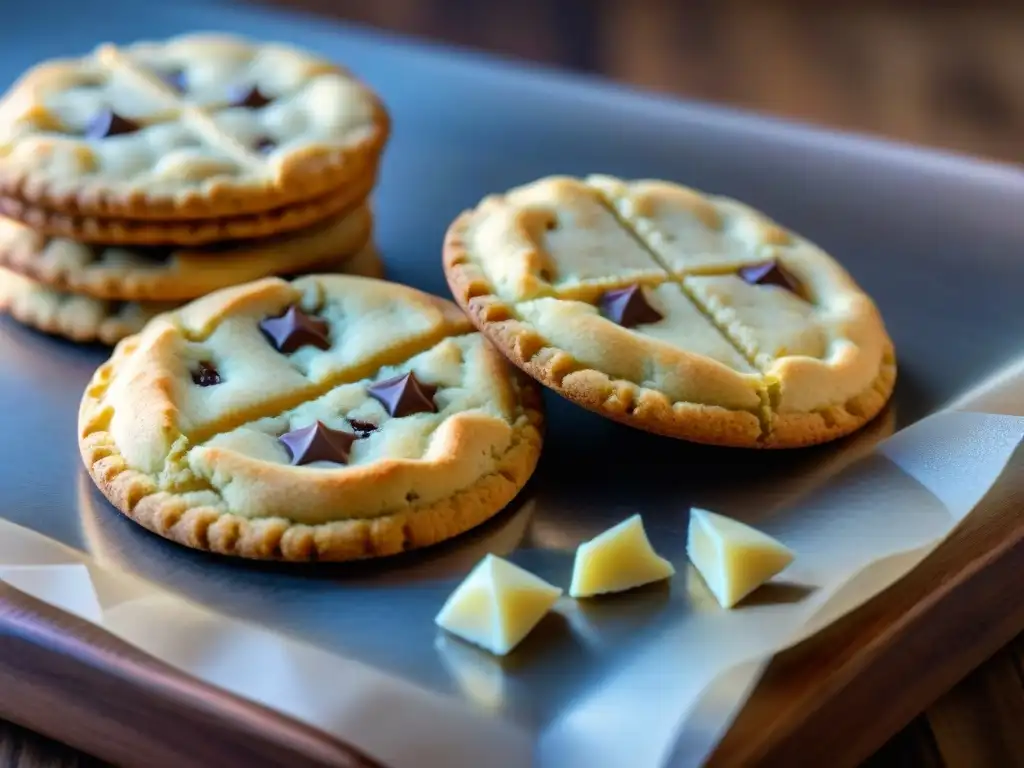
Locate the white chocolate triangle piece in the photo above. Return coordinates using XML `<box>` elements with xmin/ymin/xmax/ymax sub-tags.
<box><xmin>435</xmin><ymin>554</ymin><xmax>562</xmax><ymax>656</ymax></box>
<box><xmin>686</xmin><ymin>509</ymin><xmax>795</xmax><ymax>608</ymax></box>
<box><xmin>568</xmin><ymin>514</ymin><xmax>676</xmax><ymax>598</ymax></box>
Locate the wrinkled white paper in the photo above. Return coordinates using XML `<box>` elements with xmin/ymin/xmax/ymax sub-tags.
<box><xmin>0</xmin><ymin>410</ymin><xmax>1021</xmax><ymax>768</ymax></box>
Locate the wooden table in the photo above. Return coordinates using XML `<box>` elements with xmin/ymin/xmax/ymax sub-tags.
<box><xmin>3</xmin><ymin>0</ymin><xmax>1023</xmax><ymax>764</ymax></box>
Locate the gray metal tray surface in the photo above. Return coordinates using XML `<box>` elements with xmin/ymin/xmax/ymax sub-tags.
<box><xmin>1</xmin><ymin>0</ymin><xmax>1023</xmax><ymax>763</ymax></box>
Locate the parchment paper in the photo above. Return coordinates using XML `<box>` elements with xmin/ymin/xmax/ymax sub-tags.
<box><xmin>1</xmin><ymin>409</ymin><xmax>1022</xmax><ymax>768</ymax></box>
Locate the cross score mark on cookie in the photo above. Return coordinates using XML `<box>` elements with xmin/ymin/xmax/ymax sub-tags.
<box><xmin>78</xmin><ymin>276</ymin><xmax>545</xmax><ymax>561</ymax></box>
<box><xmin>277</xmin><ymin>371</ymin><xmax>437</xmax><ymax>467</ymax></box>
<box><xmin>261</xmin><ymin>308</ymin><xmax>440</xmax><ymax>462</ymax></box>
<box><xmin>90</xmin><ymin>44</ymin><xmax>274</xmax><ymax>170</ymax></box>
<box><xmin>598</xmin><ymin>261</ymin><xmax>801</xmax><ymax>330</ymax></box>
<box><xmin>443</xmin><ymin>175</ymin><xmax>896</xmax><ymax>448</ymax></box>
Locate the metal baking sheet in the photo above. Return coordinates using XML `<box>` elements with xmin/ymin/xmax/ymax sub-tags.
<box><xmin>2</xmin><ymin>0</ymin><xmax>1024</xmax><ymax>763</ymax></box>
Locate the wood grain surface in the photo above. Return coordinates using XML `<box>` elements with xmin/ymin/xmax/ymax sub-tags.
<box><xmin>3</xmin><ymin>1</ymin><xmax>1023</xmax><ymax>766</ymax></box>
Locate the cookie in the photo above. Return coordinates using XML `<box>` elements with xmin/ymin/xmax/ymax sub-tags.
<box><xmin>0</xmin><ymin>33</ymin><xmax>389</xmax><ymax>219</ymax></box>
<box><xmin>0</xmin><ymin>167</ymin><xmax>377</xmax><ymax>246</ymax></box>
<box><xmin>0</xmin><ymin>267</ymin><xmax>176</xmax><ymax>345</ymax></box>
<box><xmin>78</xmin><ymin>275</ymin><xmax>544</xmax><ymax>561</ymax></box>
<box><xmin>0</xmin><ymin>245</ymin><xmax>384</xmax><ymax>345</ymax></box>
<box><xmin>443</xmin><ymin>175</ymin><xmax>895</xmax><ymax>448</ymax></box>
<box><xmin>0</xmin><ymin>204</ymin><xmax>372</xmax><ymax>301</ymax></box>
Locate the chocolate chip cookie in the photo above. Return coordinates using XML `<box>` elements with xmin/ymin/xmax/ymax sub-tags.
<box><xmin>78</xmin><ymin>275</ymin><xmax>543</xmax><ymax>560</ymax></box>
<box><xmin>0</xmin><ymin>204</ymin><xmax>372</xmax><ymax>301</ymax></box>
<box><xmin>443</xmin><ymin>175</ymin><xmax>895</xmax><ymax>448</ymax></box>
<box><xmin>0</xmin><ymin>33</ymin><xmax>389</xmax><ymax>225</ymax></box>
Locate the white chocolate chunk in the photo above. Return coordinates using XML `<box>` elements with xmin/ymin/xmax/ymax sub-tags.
<box><xmin>434</xmin><ymin>554</ymin><xmax>562</xmax><ymax>656</ymax></box>
<box><xmin>568</xmin><ymin>515</ymin><xmax>676</xmax><ymax>598</ymax></box>
<box><xmin>686</xmin><ymin>508</ymin><xmax>795</xmax><ymax>608</ymax></box>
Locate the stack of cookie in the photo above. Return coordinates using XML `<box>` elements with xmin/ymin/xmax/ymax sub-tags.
<box><xmin>0</xmin><ymin>33</ymin><xmax>389</xmax><ymax>345</ymax></box>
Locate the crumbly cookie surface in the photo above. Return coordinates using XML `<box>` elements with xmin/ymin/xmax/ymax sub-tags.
<box><xmin>78</xmin><ymin>275</ymin><xmax>543</xmax><ymax>560</ymax></box>
<box><xmin>443</xmin><ymin>175</ymin><xmax>895</xmax><ymax>448</ymax></box>
<box><xmin>0</xmin><ymin>204</ymin><xmax>372</xmax><ymax>300</ymax></box>
<box><xmin>0</xmin><ymin>33</ymin><xmax>389</xmax><ymax>218</ymax></box>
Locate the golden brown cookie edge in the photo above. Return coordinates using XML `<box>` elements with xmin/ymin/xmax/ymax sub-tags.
<box><xmin>0</xmin><ymin>299</ymin><xmax>143</xmax><ymax>345</ymax></box>
<box><xmin>0</xmin><ymin>268</ymin><xmax>171</xmax><ymax>345</ymax></box>
<box><xmin>76</xmin><ymin>321</ymin><xmax>546</xmax><ymax>562</ymax></box>
<box><xmin>0</xmin><ymin>164</ymin><xmax>378</xmax><ymax>247</ymax></box>
<box><xmin>0</xmin><ymin>205</ymin><xmax>375</xmax><ymax>300</ymax></box>
<box><xmin>764</xmin><ymin>345</ymin><xmax>897</xmax><ymax>448</ymax></box>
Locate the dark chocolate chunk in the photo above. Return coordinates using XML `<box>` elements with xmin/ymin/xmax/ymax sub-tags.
<box><xmin>279</xmin><ymin>421</ymin><xmax>355</xmax><ymax>466</ymax></box>
<box><xmin>253</xmin><ymin>136</ymin><xmax>277</xmax><ymax>154</ymax></box>
<box><xmin>367</xmin><ymin>372</ymin><xmax>437</xmax><ymax>418</ymax></box>
<box><xmin>85</xmin><ymin>109</ymin><xmax>140</xmax><ymax>139</ymax></box>
<box><xmin>599</xmin><ymin>284</ymin><xmax>663</xmax><ymax>328</ymax></box>
<box><xmin>228</xmin><ymin>84</ymin><xmax>272</xmax><ymax>109</ymax></box>
<box><xmin>347</xmin><ymin>419</ymin><xmax>378</xmax><ymax>438</ymax></box>
<box><xmin>159</xmin><ymin>68</ymin><xmax>187</xmax><ymax>93</ymax></box>
<box><xmin>259</xmin><ymin>305</ymin><xmax>331</xmax><ymax>354</ymax></box>
<box><xmin>737</xmin><ymin>260</ymin><xmax>800</xmax><ymax>293</ymax></box>
<box><xmin>191</xmin><ymin>361</ymin><xmax>221</xmax><ymax>387</ymax></box>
